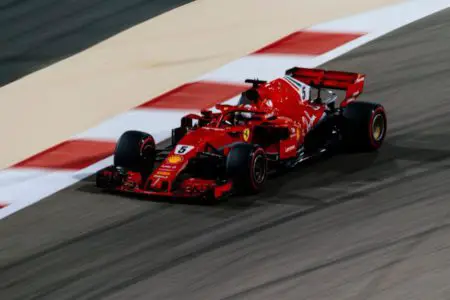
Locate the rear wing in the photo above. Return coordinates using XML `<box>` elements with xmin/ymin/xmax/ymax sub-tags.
<box><xmin>285</xmin><ymin>67</ymin><xmax>365</xmax><ymax>104</ymax></box>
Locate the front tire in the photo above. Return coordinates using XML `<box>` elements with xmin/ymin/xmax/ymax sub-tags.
<box><xmin>114</xmin><ymin>130</ymin><xmax>156</xmax><ymax>173</ymax></box>
<box><xmin>341</xmin><ymin>102</ymin><xmax>387</xmax><ymax>151</ymax></box>
<box><xmin>226</xmin><ymin>143</ymin><xmax>268</xmax><ymax>195</ymax></box>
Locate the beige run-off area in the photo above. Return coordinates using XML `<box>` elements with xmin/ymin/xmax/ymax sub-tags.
<box><xmin>0</xmin><ymin>0</ymin><xmax>403</xmax><ymax>169</ymax></box>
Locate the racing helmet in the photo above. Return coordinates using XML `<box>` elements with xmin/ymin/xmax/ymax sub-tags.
<box><xmin>233</xmin><ymin>111</ymin><xmax>253</xmax><ymax>125</ymax></box>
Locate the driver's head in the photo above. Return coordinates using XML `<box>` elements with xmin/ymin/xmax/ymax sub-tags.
<box><xmin>245</xmin><ymin>89</ymin><xmax>260</xmax><ymax>102</ymax></box>
<box><xmin>234</xmin><ymin>111</ymin><xmax>252</xmax><ymax>125</ymax></box>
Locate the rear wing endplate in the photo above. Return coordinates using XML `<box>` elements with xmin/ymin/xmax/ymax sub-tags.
<box><xmin>286</xmin><ymin>67</ymin><xmax>365</xmax><ymax>104</ymax></box>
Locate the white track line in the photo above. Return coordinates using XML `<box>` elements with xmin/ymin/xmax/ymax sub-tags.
<box><xmin>0</xmin><ymin>157</ymin><xmax>114</xmax><ymax>220</ymax></box>
<box><xmin>198</xmin><ymin>55</ymin><xmax>315</xmax><ymax>84</ymax></box>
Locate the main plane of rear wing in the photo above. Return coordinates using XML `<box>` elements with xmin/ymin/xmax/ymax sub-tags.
<box><xmin>286</xmin><ymin>67</ymin><xmax>365</xmax><ymax>106</ymax></box>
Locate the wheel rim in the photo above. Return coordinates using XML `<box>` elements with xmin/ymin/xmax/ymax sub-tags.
<box><xmin>372</xmin><ymin>113</ymin><xmax>385</xmax><ymax>142</ymax></box>
<box><xmin>253</xmin><ymin>155</ymin><xmax>266</xmax><ymax>184</ymax></box>
<box><xmin>141</xmin><ymin>144</ymin><xmax>154</xmax><ymax>158</ymax></box>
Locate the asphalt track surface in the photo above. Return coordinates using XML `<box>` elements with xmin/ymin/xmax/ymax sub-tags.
<box><xmin>2</xmin><ymin>8</ymin><xmax>450</xmax><ymax>300</ymax></box>
<box><xmin>0</xmin><ymin>0</ymin><xmax>193</xmax><ymax>87</ymax></box>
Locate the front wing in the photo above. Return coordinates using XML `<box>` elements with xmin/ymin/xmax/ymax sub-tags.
<box><xmin>96</xmin><ymin>166</ymin><xmax>233</xmax><ymax>200</ymax></box>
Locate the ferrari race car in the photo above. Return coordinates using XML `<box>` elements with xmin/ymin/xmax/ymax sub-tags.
<box><xmin>95</xmin><ymin>67</ymin><xmax>387</xmax><ymax>202</ymax></box>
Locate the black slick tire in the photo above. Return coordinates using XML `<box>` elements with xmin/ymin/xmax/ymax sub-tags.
<box><xmin>341</xmin><ymin>101</ymin><xmax>387</xmax><ymax>151</ymax></box>
<box><xmin>226</xmin><ymin>143</ymin><xmax>268</xmax><ymax>195</ymax></box>
<box><xmin>114</xmin><ymin>130</ymin><xmax>156</xmax><ymax>173</ymax></box>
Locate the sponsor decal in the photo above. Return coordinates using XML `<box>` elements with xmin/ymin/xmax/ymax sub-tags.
<box><xmin>264</xmin><ymin>112</ymin><xmax>275</xmax><ymax>119</ymax></box>
<box><xmin>160</xmin><ymin>164</ymin><xmax>176</xmax><ymax>169</ymax></box>
<box><xmin>184</xmin><ymin>184</ymin><xmax>209</xmax><ymax>194</ymax></box>
<box><xmin>283</xmin><ymin>76</ymin><xmax>311</xmax><ymax>101</ymax></box>
<box><xmin>156</xmin><ymin>171</ymin><xmax>171</xmax><ymax>176</ymax></box>
<box><xmin>153</xmin><ymin>174</ymin><xmax>168</xmax><ymax>179</ymax></box>
<box><xmin>123</xmin><ymin>181</ymin><xmax>136</xmax><ymax>189</ymax></box>
<box><xmin>302</xmin><ymin>111</ymin><xmax>317</xmax><ymax>132</ymax></box>
<box><xmin>174</xmin><ymin>144</ymin><xmax>194</xmax><ymax>155</ymax></box>
<box><xmin>151</xmin><ymin>178</ymin><xmax>161</xmax><ymax>188</ymax></box>
<box><xmin>355</xmin><ymin>75</ymin><xmax>365</xmax><ymax>83</ymax></box>
<box><xmin>285</xmin><ymin>145</ymin><xmax>296</xmax><ymax>152</ymax></box>
<box><xmin>167</xmin><ymin>155</ymin><xmax>183</xmax><ymax>164</ymax></box>
<box><xmin>242</xmin><ymin>128</ymin><xmax>250</xmax><ymax>142</ymax></box>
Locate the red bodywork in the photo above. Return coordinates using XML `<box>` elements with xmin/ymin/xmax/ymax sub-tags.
<box><xmin>98</xmin><ymin>67</ymin><xmax>365</xmax><ymax>200</ymax></box>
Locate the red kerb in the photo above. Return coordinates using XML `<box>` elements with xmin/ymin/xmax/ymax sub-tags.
<box><xmin>12</xmin><ymin>139</ymin><xmax>116</xmax><ymax>170</ymax></box>
<box><xmin>137</xmin><ymin>81</ymin><xmax>249</xmax><ymax>110</ymax></box>
<box><xmin>253</xmin><ymin>31</ymin><xmax>365</xmax><ymax>56</ymax></box>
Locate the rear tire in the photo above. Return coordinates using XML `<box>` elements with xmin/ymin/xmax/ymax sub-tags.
<box><xmin>226</xmin><ymin>143</ymin><xmax>267</xmax><ymax>195</ymax></box>
<box><xmin>114</xmin><ymin>130</ymin><xmax>156</xmax><ymax>173</ymax></box>
<box><xmin>341</xmin><ymin>102</ymin><xmax>387</xmax><ymax>151</ymax></box>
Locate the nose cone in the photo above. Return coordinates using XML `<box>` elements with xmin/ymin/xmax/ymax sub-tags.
<box><xmin>148</xmin><ymin>141</ymin><xmax>198</xmax><ymax>190</ymax></box>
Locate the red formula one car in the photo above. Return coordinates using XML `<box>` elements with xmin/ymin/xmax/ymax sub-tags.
<box><xmin>95</xmin><ymin>67</ymin><xmax>386</xmax><ymax>202</ymax></box>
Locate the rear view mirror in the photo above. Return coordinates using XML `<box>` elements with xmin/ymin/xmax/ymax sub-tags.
<box><xmin>181</xmin><ymin>116</ymin><xmax>192</xmax><ymax>128</ymax></box>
